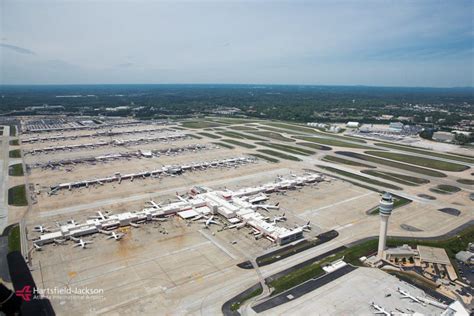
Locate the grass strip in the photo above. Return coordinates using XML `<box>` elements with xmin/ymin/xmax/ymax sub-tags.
<box><xmin>8</xmin><ymin>185</ymin><xmax>28</xmax><ymax>206</ymax></box>
<box><xmin>257</xmin><ymin>149</ymin><xmax>300</xmax><ymax>161</ymax></box>
<box><xmin>336</xmin><ymin>151</ymin><xmax>447</xmax><ymax>178</ymax></box>
<box><xmin>366</xmin><ymin>151</ymin><xmax>469</xmax><ymax>172</ymax></box>
<box><xmin>294</xmin><ymin>136</ymin><xmax>372</xmax><ymax>149</ymax></box>
<box><xmin>316</xmin><ymin>165</ymin><xmax>401</xmax><ymax>190</ymax></box>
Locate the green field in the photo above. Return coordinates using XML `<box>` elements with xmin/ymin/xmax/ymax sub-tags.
<box><xmin>366</xmin><ymin>151</ymin><xmax>469</xmax><ymax>172</ymax></box>
<box><xmin>255</xmin><ymin>142</ymin><xmax>314</xmax><ymax>156</ymax></box>
<box><xmin>197</xmin><ymin>132</ymin><xmax>221</xmax><ymax>139</ymax></box>
<box><xmin>230</xmin><ymin>287</ymin><xmax>263</xmax><ymax>311</ymax></box>
<box><xmin>457</xmin><ymin>178</ymin><xmax>474</xmax><ymax>185</ymax></box>
<box><xmin>269</xmin><ymin>240</ymin><xmax>379</xmax><ymax>295</ymax></box>
<box><xmin>295</xmin><ymin>142</ymin><xmax>331</xmax><ymax>151</ymax></box>
<box><xmin>257</xmin><ymin>149</ymin><xmax>301</xmax><ymax>161</ymax></box>
<box><xmin>8</xmin><ymin>185</ymin><xmax>28</xmax><ymax>206</ymax></box>
<box><xmin>212</xmin><ymin>142</ymin><xmax>235</xmax><ymax>149</ymax></box>
<box><xmin>322</xmin><ymin>155</ymin><xmax>375</xmax><ymax>168</ymax></box>
<box><xmin>181</xmin><ymin>120</ymin><xmax>226</xmax><ymax>128</ymax></box>
<box><xmin>430</xmin><ymin>184</ymin><xmax>461</xmax><ymax>195</ymax></box>
<box><xmin>8</xmin><ymin>225</ymin><xmax>21</xmax><ymax>252</ymax></box>
<box><xmin>186</xmin><ymin>133</ymin><xmax>202</xmax><ymax>139</ymax></box>
<box><xmin>336</xmin><ymin>151</ymin><xmax>447</xmax><ymax>178</ymax></box>
<box><xmin>220</xmin><ymin>139</ymin><xmax>256</xmax><ymax>148</ymax></box>
<box><xmin>206</xmin><ymin>117</ymin><xmax>259</xmax><ymax>124</ymax></box>
<box><xmin>252</xmin><ymin>131</ymin><xmax>295</xmax><ymax>142</ymax></box>
<box><xmin>8</xmin><ymin>163</ymin><xmax>24</xmax><ymax>176</ymax></box>
<box><xmin>375</xmin><ymin>142</ymin><xmax>474</xmax><ymax>164</ymax></box>
<box><xmin>256</xmin><ymin>125</ymin><xmax>304</xmax><ymax>135</ymax></box>
<box><xmin>294</xmin><ymin>136</ymin><xmax>372</xmax><ymax>149</ymax></box>
<box><xmin>232</xmin><ymin>126</ymin><xmax>259</xmax><ymax>131</ymax></box>
<box><xmin>10</xmin><ymin>125</ymin><xmax>17</xmax><ymax>136</ymax></box>
<box><xmin>262</xmin><ymin>122</ymin><xmax>367</xmax><ymax>144</ymax></box>
<box><xmin>9</xmin><ymin>149</ymin><xmax>21</xmax><ymax>158</ymax></box>
<box><xmin>217</xmin><ymin>131</ymin><xmax>264</xmax><ymax>141</ymax></box>
<box><xmin>361</xmin><ymin>170</ymin><xmax>429</xmax><ymax>186</ymax></box>
<box><xmin>9</xmin><ymin>139</ymin><xmax>19</xmax><ymax>146</ymax></box>
<box><xmin>317</xmin><ymin>165</ymin><xmax>402</xmax><ymax>190</ymax></box>
<box><xmin>248</xmin><ymin>153</ymin><xmax>279</xmax><ymax>163</ymax></box>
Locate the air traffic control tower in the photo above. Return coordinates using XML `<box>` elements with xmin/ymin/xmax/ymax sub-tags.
<box><xmin>377</xmin><ymin>192</ymin><xmax>394</xmax><ymax>259</ymax></box>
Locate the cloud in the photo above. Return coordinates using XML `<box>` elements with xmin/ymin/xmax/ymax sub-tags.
<box><xmin>0</xmin><ymin>43</ymin><xmax>36</xmax><ymax>55</ymax></box>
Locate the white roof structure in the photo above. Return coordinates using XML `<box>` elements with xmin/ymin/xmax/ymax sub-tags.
<box><xmin>417</xmin><ymin>246</ymin><xmax>451</xmax><ymax>265</ymax></box>
<box><xmin>34</xmin><ymin>173</ymin><xmax>323</xmax><ymax>247</ymax></box>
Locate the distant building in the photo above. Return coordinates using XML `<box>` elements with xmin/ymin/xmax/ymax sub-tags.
<box><xmin>433</xmin><ymin>131</ymin><xmax>454</xmax><ymax>143</ymax></box>
<box><xmin>455</xmin><ymin>251</ymin><xmax>473</xmax><ymax>264</ymax></box>
<box><xmin>346</xmin><ymin>121</ymin><xmax>360</xmax><ymax>128</ymax></box>
<box><xmin>388</xmin><ymin>122</ymin><xmax>404</xmax><ymax>132</ymax></box>
<box><xmin>397</xmin><ymin>116</ymin><xmax>414</xmax><ymax>122</ymax></box>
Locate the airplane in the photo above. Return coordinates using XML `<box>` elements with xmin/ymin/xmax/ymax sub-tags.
<box><xmin>250</xmin><ymin>202</ymin><xmax>280</xmax><ymax>212</ymax></box>
<box><xmin>72</xmin><ymin>238</ymin><xmax>93</xmax><ymax>249</ymax></box>
<box><xmin>148</xmin><ymin>200</ymin><xmax>161</xmax><ymax>209</ymax></box>
<box><xmin>204</xmin><ymin>216</ymin><xmax>220</xmax><ymax>228</ymax></box>
<box><xmin>301</xmin><ymin>221</ymin><xmax>312</xmax><ymax>232</ymax></box>
<box><xmin>53</xmin><ymin>238</ymin><xmax>67</xmax><ymax>245</ymax></box>
<box><xmin>107</xmin><ymin>232</ymin><xmax>125</xmax><ymax>241</ymax></box>
<box><xmin>273</xmin><ymin>213</ymin><xmax>286</xmax><ymax>222</ymax></box>
<box><xmin>33</xmin><ymin>225</ymin><xmax>50</xmax><ymax>233</ymax></box>
<box><xmin>398</xmin><ymin>288</ymin><xmax>424</xmax><ymax>305</ymax></box>
<box><xmin>370</xmin><ymin>302</ymin><xmax>391</xmax><ymax>316</ymax></box>
<box><xmin>89</xmin><ymin>211</ymin><xmax>109</xmax><ymax>220</ymax></box>
<box><xmin>192</xmin><ymin>214</ymin><xmax>205</xmax><ymax>221</ymax></box>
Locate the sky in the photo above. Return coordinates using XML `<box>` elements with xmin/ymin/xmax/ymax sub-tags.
<box><xmin>0</xmin><ymin>0</ymin><xmax>473</xmax><ymax>87</ymax></box>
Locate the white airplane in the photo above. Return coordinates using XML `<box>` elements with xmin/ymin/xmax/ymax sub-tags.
<box><xmin>89</xmin><ymin>211</ymin><xmax>109</xmax><ymax>220</ymax></box>
<box><xmin>72</xmin><ymin>238</ymin><xmax>93</xmax><ymax>249</ymax></box>
<box><xmin>204</xmin><ymin>216</ymin><xmax>220</xmax><ymax>228</ymax></box>
<box><xmin>398</xmin><ymin>288</ymin><xmax>424</xmax><ymax>305</ymax></box>
<box><xmin>301</xmin><ymin>221</ymin><xmax>312</xmax><ymax>232</ymax></box>
<box><xmin>192</xmin><ymin>214</ymin><xmax>205</xmax><ymax>221</ymax></box>
<box><xmin>273</xmin><ymin>213</ymin><xmax>286</xmax><ymax>222</ymax></box>
<box><xmin>67</xmin><ymin>219</ymin><xmax>77</xmax><ymax>225</ymax></box>
<box><xmin>33</xmin><ymin>225</ymin><xmax>50</xmax><ymax>233</ymax></box>
<box><xmin>53</xmin><ymin>238</ymin><xmax>66</xmax><ymax>245</ymax></box>
<box><xmin>107</xmin><ymin>232</ymin><xmax>125</xmax><ymax>241</ymax></box>
<box><xmin>370</xmin><ymin>302</ymin><xmax>391</xmax><ymax>315</ymax></box>
<box><xmin>148</xmin><ymin>200</ymin><xmax>161</xmax><ymax>209</ymax></box>
<box><xmin>251</xmin><ymin>202</ymin><xmax>280</xmax><ymax>212</ymax></box>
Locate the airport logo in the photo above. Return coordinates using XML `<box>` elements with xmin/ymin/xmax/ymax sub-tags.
<box><xmin>15</xmin><ymin>286</ymin><xmax>104</xmax><ymax>301</ymax></box>
<box><xmin>15</xmin><ymin>286</ymin><xmax>33</xmax><ymax>302</ymax></box>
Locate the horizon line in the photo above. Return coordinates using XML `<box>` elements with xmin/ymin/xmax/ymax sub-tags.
<box><xmin>1</xmin><ymin>83</ymin><xmax>473</xmax><ymax>90</ymax></box>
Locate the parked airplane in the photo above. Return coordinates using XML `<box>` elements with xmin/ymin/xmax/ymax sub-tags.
<box><xmin>33</xmin><ymin>225</ymin><xmax>50</xmax><ymax>233</ymax></box>
<box><xmin>273</xmin><ymin>213</ymin><xmax>286</xmax><ymax>222</ymax></box>
<box><xmin>71</xmin><ymin>238</ymin><xmax>93</xmax><ymax>249</ymax></box>
<box><xmin>148</xmin><ymin>200</ymin><xmax>161</xmax><ymax>209</ymax></box>
<box><xmin>89</xmin><ymin>211</ymin><xmax>109</xmax><ymax>220</ymax></box>
<box><xmin>398</xmin><ymin>288</ymin><xmax>424</xmax><ymax>305</ymax></box>
<box><xmin>203</xmin><ymin>216</ymin><xmax>220</xmax><ymax>228</ymax></box>
<box><xmin>67</xmin><ymin>219</ymin><xmax>77</xmax><ymax>225</ymax></box>
<box><xmin>250</xmin><ymin>202</ymin><xmax>280</xmax><ymax>212</ymax></box>
<box><xmin>370</xmin><ymin>302</ymin><xmax>391</xmax><ymax>315</ymax></box>
<box><xmin>107</xmin><ymin>232</ymin><xmax>124</xmax><ymax>241</ymax></box>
